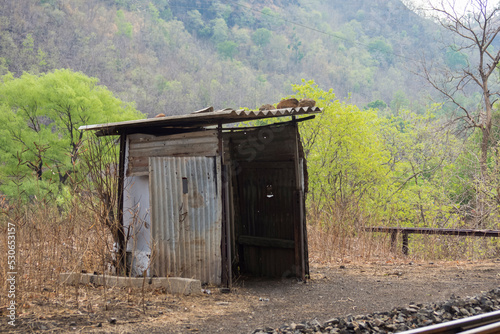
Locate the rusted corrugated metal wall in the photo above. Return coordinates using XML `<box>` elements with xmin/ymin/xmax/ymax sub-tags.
<box><xmin>149</xmin><ymin>156</ymin><xmax>222</xmax><ymax>285</ymax></box>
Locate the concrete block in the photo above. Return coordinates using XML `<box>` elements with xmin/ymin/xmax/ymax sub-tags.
<box><xmin>59</xmin><ymin>272</ymin><xmax>81</xmax><ymax>285</ymax></box>
<box><xmin>59</xmin><ymin>273</ymin><xmax>202</xmax><ymax>295</ymax></box>
<box><xmin>160</xmin><ymin>277</ymin><xmax>202</xmax><ymax>295</ymax></box>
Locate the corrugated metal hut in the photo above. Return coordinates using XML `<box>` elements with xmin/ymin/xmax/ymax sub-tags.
<box><xmin>79</xmin><ymin>106</ymin><xmax>321</xmax><ymax>286</ymax></box>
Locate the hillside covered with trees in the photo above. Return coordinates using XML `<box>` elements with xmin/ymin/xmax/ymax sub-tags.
<box><xmin>1</xmin><ymin>0</ymin><xmax>500</xmax><ymax>265</ymax></box>
<box><xmin>0</xmin><ymin>0</ymin><xmax>454</xmax><ymax>116</ymax></box>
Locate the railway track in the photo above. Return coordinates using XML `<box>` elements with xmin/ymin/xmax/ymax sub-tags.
<box><xmin>400</xmin><ymin>310</ymin><xmax>500</xmax><ymax>334</ymax></box>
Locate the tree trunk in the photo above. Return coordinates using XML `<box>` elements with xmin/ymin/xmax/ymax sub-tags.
<box><xmin>480</xmin><ymin>126</ymin><xmax>489</xmax><ymax>178</ymax></box>
<box><xmin>477</xmin><ymin>85</ymin><xmax>493</xmax><ymax>226</ymax></box>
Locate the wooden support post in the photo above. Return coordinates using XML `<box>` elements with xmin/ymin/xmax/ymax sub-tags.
<box><xmin>366</xmin><ymin>226</ymin><xmax>500</xmax><ymax>256</ymax></box>
<box><xmin>298</xmin><ymin>190</ymin><xmax>305</xmax><ymax>280</ymax></box>
<box><xmin>292</xmin><ymin>121</ymin><xmax>305</xmax><ymax>280</ymax></box>
<box><xmin>219</xmin><ymin>124</ymin><xmax>232</xmax><ymax>289</ymax></box>
<box><xmin>293</xmin><ymin>190</ymin><xmax>301</xmax><ymax>278</ymax></box>
<box><xmin>117</xmin><ymin>134</ymin><xmax>127</xmax><ymax>275</ymax></box>
<box><xmin>390</xmin><ymin>230</ymin><xmax>398</xmax><ymax>253</ymax></box>
<box><xmin>402</xmin><ymin>232</ymin><xmax>409</xmax><ymax>255</ymax></box>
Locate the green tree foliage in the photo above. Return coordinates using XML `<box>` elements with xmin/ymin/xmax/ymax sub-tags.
<box><xmin>381</xmin><ymin>109</ymin><xmax>462</xmax><ymax>226</ymax></box>
<box><xmin>288</xmin><ymin>29</ymin><xmax>304</xmax><ymax>64</ymax></box>
<box><xmin>294</xmin><ymin>80</ymin><xmax>390</xmax><ymax>224</ymax></box>
<box><xmin>186</xmin><ymin>10</ymin><xmax>207</xmax><ymax>37</ymax></box>
<box><xmin>293</xmin><ymin>80</ymin><xmax>468</xmax><ymax>231</ymax></box>
<box><xmin>217</xmin><ymin>41</ymin><xmax>238</xmax><ymax>60</ymax></box>
<box><xmin>147</xmin><ymin>2</ymin><xmax>161</xmax><ymax>23</ymax></box>
<box><xmin>367</xmin><ymin>37</ymin><xmax>394</xmax><ymax>65</ymax></box>
<box><xmin>422</xmin><ymin>1</ymin><xmax>500</xmax><ymax>225</ymax></box>
<box><xmin>0</xmin><ymin>69</ymin><xmax>143</xmax><ymax>200</ymax></box>
<box><xmin>211</xmin><ymin>18</ymin><xmax>229</xmax><ymax>43</ymax></box>
<box><xmin>449</xmin><ymin>105</ymin><xmax>500</xmax><ymax>225</ymax></box>
<box><xmin>365</xmin><ymin>99</ymin><xmax>387</xmax><ymax>111</ymax></box>
<box><xmin>115</xmin><ymin>10</ymin><xmax>133</xmax><ymax>38</ymax></box>
<box><xmin>251</xmin><ymin>28</ymin><xmax>272</xmax><ymax>47</ymax></box>
<box><xmin>260</xmin><ymin>7</ymin><xmax>282</xmax><ymax>29</ymax></box>
<box><xmin>390</xmin><ymin>90</ymin><xmax>410</xmax><ymax>113</ymax></box>
<box><xmin>445</xmin><ymin>45</ymin><xmax>468</xmax><ymax>70</ymax></box>
<box><xmin>0</xmin><ymin>0</ymin><xmax>452</xmax><ymax>116</ymax></box>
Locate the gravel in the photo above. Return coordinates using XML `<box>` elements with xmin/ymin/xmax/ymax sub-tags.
<box><xmin>252</xmin><ymin>287</ymin><xmax>500</xmax><ymax>333</ymax></box>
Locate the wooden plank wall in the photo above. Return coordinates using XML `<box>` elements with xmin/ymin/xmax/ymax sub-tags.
<box><xmin>225</xmin><ymin>125</ymin><xmax>296</xmax><ymax>163</ymax></box>
<box><xmin>127</xmin><ymin>130</ymin><xmax>218</xmax><ymax>176</ymax></box>
<box><xmin>223</xmin><ymin>124</ymin><xmax>302</xmax><ymax>278</ymax></box>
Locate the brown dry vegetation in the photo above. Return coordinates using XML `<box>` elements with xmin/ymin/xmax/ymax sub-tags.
<box><xmin>1</xmin><ymin>198</ymin><xmax>500</xmax><ymax>333</ymax></box>
<box><xmin>0</xmin><ymin>198</ymin><xmax>115</xmax><ymax>317</ymax></box>
<box><xmin>307</xmin><ymin>205</ymin><xmax>500</xmax><ymax>263</ymax></box>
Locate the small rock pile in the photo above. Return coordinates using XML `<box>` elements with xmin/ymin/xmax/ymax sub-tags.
<box><xmin>252</xmin><ymin>287</ymin><xmax>500</xmax><ymax>334</ymax></box>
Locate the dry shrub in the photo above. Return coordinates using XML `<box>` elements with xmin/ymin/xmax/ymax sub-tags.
<box><xmin>0</xmin><ymin>196</ymin><xmax>113</xmax><ymax>311</ymax></box>
<box><xmin>307</xmin><ymin>201</ymin><xmax>500</xmax><ymax>264</ymax></box>
<box><xmin>306</xmin><ymin>202</ymin><xmax>396</xmax><ymax>265</ymax></box>
<box><xmin>2</xmin><ymin>184</ymin><xmax>499</xmax><ymax>317</ymax></box>
<box><xmin>0</xmin><ymin>135</ymin><xmax>130</xmax><ymax>319</ymax></box>
<box><xmin>405</xmin><ymin>234</ymin><xmax>500</xmax><ymax>261</ymax></box>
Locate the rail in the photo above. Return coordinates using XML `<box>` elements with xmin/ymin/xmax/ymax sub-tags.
<box><xmin>398</xmin><ymin>310</ymin><xmax>500</xmax><ymax>333</ymax></box>
<box><xmin>365</xmin><ymin>226</ymin><xmax>500</xmax><ymax>255</ymax></box>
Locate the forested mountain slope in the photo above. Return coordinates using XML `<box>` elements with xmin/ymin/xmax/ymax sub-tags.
<box><xmin>0</xmin><ymin>0</ymin><xmax>449</xmax><ymax>116</ymax></box>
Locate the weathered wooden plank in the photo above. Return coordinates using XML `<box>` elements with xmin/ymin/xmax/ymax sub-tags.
<box><xmin>126</xmin><ymin>131</ymin><xmax>218</xmax><ymax>176</ymax></box>
<box><xmin>129</xmin><ymin>133</ymin><xmax>217</xmax><ymax>154</ymax></box>
<box><xmin>127</xmin><ymin>167</ymin><xmax>149</xmax><ymax>177</ymax></box>
<box><xmin>366</xmin><ymin>226</ymin><xmax>500</xmax><ymax>237</ymax></box>
<box><xmin>226</xmin><ymin>124</ymin><xmax>296</xmax><ymax>163</ymax></box>
<box><xmin>128</xmin><ymin>145</ymin><xmax>219</xmax><ymax>165</ymax></box>
<box><xmin>237</xmin><ymin>161</ymin><xmax>294</xmax><ymax>169</ymax></box>
<box><xmin>129</xmin><ymin>130</ymin><xmax>217</xmax><ymax>145</ymax></box>
<box><xmin>366</xmin><ymin>226</ymin><xmax>500</xmax><ymax>256</ymax></box>
<box><xmin>129</xmin><ymin>143</ymin><xmax>218</xmax><ymax>158</ymax></box>
<box><xmin>230</xmin><ymin>143</ymin><xmax>295</xmax><ymax>162</ymax></box>
<box><xmin>238</xmin><ymin>235</ymin><xmax>295</xmax><ymax>249</ymax></box>
<box><xmin>129</xmin><ymin>138</ymin><xmax>216</xmax><ymax>151</ymax></box>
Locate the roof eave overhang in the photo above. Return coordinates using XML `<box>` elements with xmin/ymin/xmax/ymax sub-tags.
<box><xmin>79</xmin><ymin>107</ymin><xmax>323</xmax><ymax>137</ymax></box>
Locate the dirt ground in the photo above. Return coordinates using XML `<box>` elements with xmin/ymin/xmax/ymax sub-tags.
<box><xmin>3</xmin><ymin>259</ymin><xmax>500</xmax><ymax>334</ymax></box>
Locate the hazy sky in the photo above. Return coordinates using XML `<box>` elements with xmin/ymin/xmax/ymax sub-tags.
<box><xmin>408</xmin><ymin>0</ymin><xmax>498</xmax><ymax>14</ymax></box>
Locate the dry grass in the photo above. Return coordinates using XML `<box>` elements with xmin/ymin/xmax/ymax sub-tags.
<box><xmin>0</xmin><ymin>197</ymin><xmax>113</xmax><ymax>316</ymax></box>
<box><xmin>307</xmin><ymin>223</ymin><xmax>394</xmax><ymax>265</ymax></box>
<box><xmin>0</xmin><ymin>196</ymin><xmax>253</xmax><ymax>333</ymax></box>
<box><xmin>307</xmin><ymin>211</ymin><xmax>500</xmax><ymax>266</ymax></box>
<box><xmin>2</xmin><ymin>195</ymin><xmax>500</xmax><ymax>326</ymax></box>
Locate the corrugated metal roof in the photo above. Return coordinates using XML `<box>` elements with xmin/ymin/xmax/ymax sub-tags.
<box><xmin>79</xmin><ymin>106</ymin><xmax>322</xmax><ymax>136</ymax></box>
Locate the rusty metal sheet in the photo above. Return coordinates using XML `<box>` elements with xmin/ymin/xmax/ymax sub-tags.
<box><xmin>149</xmin><ymin>156</ymin><xmax>222</xmax><ymax>285</ymax></box>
